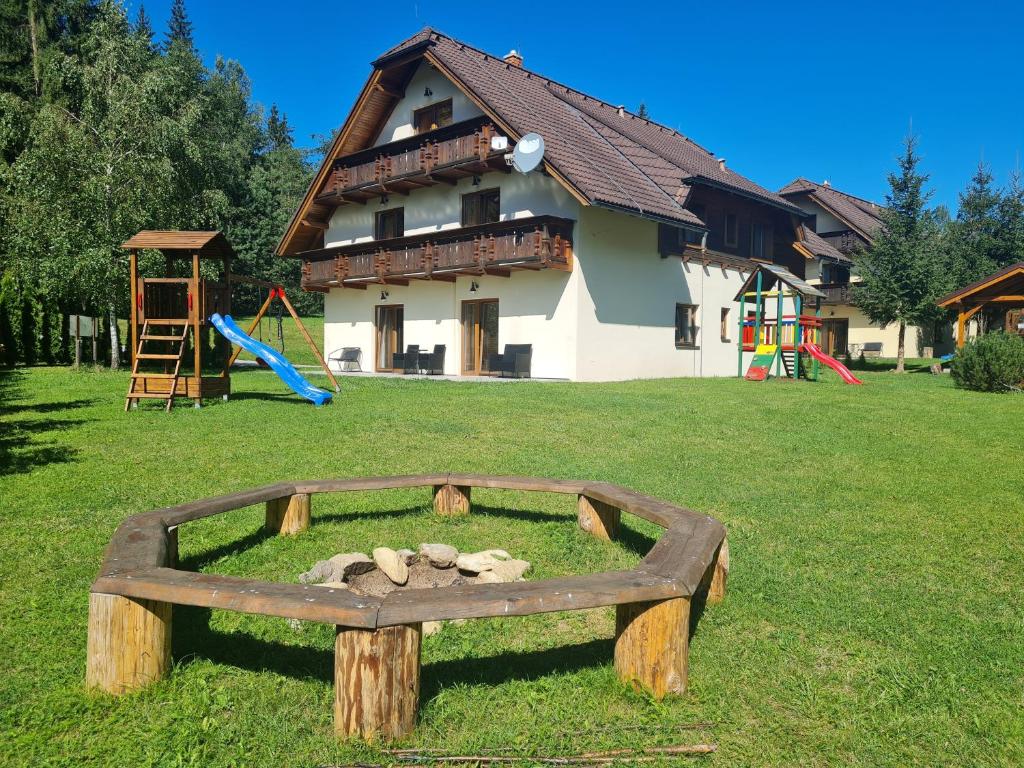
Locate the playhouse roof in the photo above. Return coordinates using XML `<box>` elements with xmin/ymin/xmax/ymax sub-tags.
<box><xmin>734</xmin><ymin>262</ymin><xmax>826</xmax><ymax>301</ymax></box>
<box><xmin>122</xmin><ymin>231</ymin><xmax>236</xmax><ymax>260</ymax></box>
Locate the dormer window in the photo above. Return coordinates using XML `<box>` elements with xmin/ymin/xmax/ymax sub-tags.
<box><xmin>414</xmin><ymin>99</ymin><xmax>453</xmax><ymax>134</ymax></box>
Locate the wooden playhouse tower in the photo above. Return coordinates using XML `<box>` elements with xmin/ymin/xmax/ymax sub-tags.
<box><xmin>123</xmin><ymin>231</ymin><xmax>234</xmax><ymax>411</ymax></box>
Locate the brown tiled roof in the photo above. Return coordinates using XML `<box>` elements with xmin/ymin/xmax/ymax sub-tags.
<box><xmin>779</xmin><ymin>178</ymin><xmax>884</xmax><ymax>242</ymax></box>
<box><xmin>799</xmin><ymin>225</ymin><xmax>851</xmax><ymax>264</ymax></box>
<box><xmin>381</xmin><ymin>28</ymin><xmax>803</xmax><ymax>226</ymax></box>
<box><xmin>936</xmin><ymin>262</ymin><xmax>1024</xmax><ymax>307</ymax></box>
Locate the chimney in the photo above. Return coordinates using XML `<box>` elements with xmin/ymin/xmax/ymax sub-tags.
<box><xmin>718</xmin><ymin>158</ymin><xmax>727</xmax><ymax>171</ymax></box>
<box><xmin>822</xmin><ymin>179</ymin><xmax>830</xmax><ymax>187</ymax></box>
<box><xmin>503</xmin><ymin>49</ymin><xmax>523</xmax><ymax>68</ymax></box>
<box><xmin>617</xmin><ymin>105</ymin><xmax>625</xmax><ymax>117</ymax></box>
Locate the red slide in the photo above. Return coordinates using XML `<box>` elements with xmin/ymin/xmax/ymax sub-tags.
<box><xmin>800</xmin><ymin>344</ymin><xmax>863</xmax><ymax>385</ymax></box>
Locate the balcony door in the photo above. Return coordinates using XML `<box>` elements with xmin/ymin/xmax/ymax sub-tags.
<box><xmin>375</xmin><ymin>304</ymin><xmax>404</xmax><ymax>371</ymax></box>
<box><xmin>461</xmin><ymin>299</ymin><xmax>498</xmax><ymax>375</ymax></box>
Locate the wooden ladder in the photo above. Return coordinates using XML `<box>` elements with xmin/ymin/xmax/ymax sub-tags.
<box><xmin>125</xmin><ymin>320</ymin><xmax>190</xmax><ymax>412</ymax></box>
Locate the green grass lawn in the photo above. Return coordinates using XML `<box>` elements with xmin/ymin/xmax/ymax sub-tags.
<box><xmin>1</xmin><ymin>364</ymin><xmax>1021</xmax><ymax>767</ymax></box>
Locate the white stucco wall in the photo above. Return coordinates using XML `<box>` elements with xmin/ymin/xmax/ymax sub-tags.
<box><xmin>373</xmin><ymin>62</ymin><xmax>484</xmax><ymax>145</ymax></box>
<box><xmin>323</xmin><ymin>268</ymin><xmax>580</xmax><ymax>379</ymax></box>
<box><xmin>573</xmin><ymin>207</ymin><xmax>750</xmax><ymax>381</ymax></box>
<box><xmin>325</xmin><ymin>172</ymin><xmax>577</xmax><ymax>247</ymax></box>
<box><xmin>797</xmin><ymin>199</ymin><xmax>847</xmax><ymax>234</ymax></box>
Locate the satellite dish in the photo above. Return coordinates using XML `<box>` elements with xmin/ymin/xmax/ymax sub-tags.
<box><xmin>511</xmin><ymin>132</ymin><xmax>545</xmax><ymax>173</ymax></box>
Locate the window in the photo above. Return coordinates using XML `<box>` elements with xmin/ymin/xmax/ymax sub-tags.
<box><xmin>821</xmin><ymin>261</ymin><xmax>851</xmax><ymax>285</ymax></box>
<box><xmin>658</xmin><ymin>224</ymin><xmax>704</xmax><ymax>255</ymax></box>
<box><xmin>675</xmin><ymin>303</ymin><xmax>698</xmax><ymax>348</ymax></box>
<box><xmin>374</xmin><ymin>207</ymin><xmax>404</xmax><ymax>240</ymax></box>
<box><xmin>751</xmin><ymin>222</ymin><xmax>772</xmax><ymax>260</ymax></box>
<box><xmin>720</xmin><ymin>307</ymin><xmax>731</xmax><ymax>342</ymax></box>
<box><xmin>461</xmin><ymin>188</ymin><xmax>500</xmax><ymax>226</ymax></box>
<box><xmin>724</xmin><ymin>212</ymin><xmax>738</xmax><ymax>248</ymax></box>
<box><xmin>413</xmin><ymin>99</ymin><xmax>453</xmax><ymax>134</ymax></box>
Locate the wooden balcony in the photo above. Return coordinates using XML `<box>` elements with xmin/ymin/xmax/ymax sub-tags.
<box><xmin>818</xmin><ymin>282</ymin><xmax>854</xmax><ymax>305</ymax></box>
<box><xmin>819</xmin><ymin>230</ymin><xmax>861</xmax><ymax>254</ymax></box>
<box><xmin>315</xmin><ymin>117</ymin><xmax>509</xmax><ymax>206</ymax></box>
<box><xmin>300</xmin><ymin>216</ymin><xmax>574</xmax><ymax>291</ymax></box>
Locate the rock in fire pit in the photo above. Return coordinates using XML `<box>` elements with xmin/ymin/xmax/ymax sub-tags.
<box><xmin>298</xmin><ymin>542</ymin><xmax>531</xmax><ymax>598</ymax></box>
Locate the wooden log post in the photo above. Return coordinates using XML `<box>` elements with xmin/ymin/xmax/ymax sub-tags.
<box><xmin>334</xmin><ymin>623</ymin><xmax>422</xmax><ymax>741</ymax></box>
<box><xmin>167</xmin><ymin>525</ymin><xmax>179</xmax><ymax>569</ymax></box>
<box><xmin>577</xmin><ymin>494</ymin><xmax>621</xmax><ymax>541</ymax></box>
<box><xmin>433</xmin><ymin>484</ymin><xmax>470</xmax><ymax>516</ymax></box>
<box><xmin>265</xmin><ymin>493</ymin><xmax>311</xmax><ymax>535</ymax></box>
<box><xmin>614</xmin><ymin>597</ymin><xmax>689</xmax><ymax>699</ymax></box>
<box><xmin>86</xmin><ymin>593</ymin><xmax>172</xmax><ymax>694</ymax></box>
<box><xmin>708</xmin><ymin>537</ymin><xmax>729</xmax><ymax>604</ymax></box>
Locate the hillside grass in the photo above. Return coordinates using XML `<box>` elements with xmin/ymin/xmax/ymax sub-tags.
<box><xmin>0</xmin><ymin>363</ymin><xmax>1021</xmax><ymax>766</ymax></box>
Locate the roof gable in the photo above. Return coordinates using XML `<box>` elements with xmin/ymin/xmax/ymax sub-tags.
<box><xmin>780</xmin><ymin>178</ymin><xmax>884</xmax><ymax>242</ymax></box>
<box><xmin>278</xmin><ymin>28</ymin><xmax>800</xmax><ymax>255</ymax></box>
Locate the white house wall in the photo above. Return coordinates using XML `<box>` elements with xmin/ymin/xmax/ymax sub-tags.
<box><xmin>323</xmin><ymin>269</ymin><xmax>580</xmax><ymax>379</ymax></box>
<box><xmin>326</xmin><ymin>172</ymin><xmax>578</xmax><ymax>246</ymax></box>
<box><xmin>374</xmin><ymin>62</ymin><xmax>483</xmax><ymax>145</ymax></box>
<box><xmin>573</xmin><ymin>207</ymin><xmax>750</xmax><ymax>381</ymax></box>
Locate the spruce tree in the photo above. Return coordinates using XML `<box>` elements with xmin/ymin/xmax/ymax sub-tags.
<box><xmin>995</xmin><ymin>171</ymin><xmax>1024</xmax><ymax>267</ymax></box>
<box><xmin>947</xmin><ymin>162</ymin><xmax>1002</xmax><ymax>285</ymax></box>
<box><xmin>636</xmin><ymin>101</ymin><xmax>649</xmax><ymax>119</ymax></box>
<box><xmin>134</xmin><ymin>3</ymin><xmax>155</xmax><ymax>51</ymax></box>
<box><xmin>853</xmin><ymin>136</ymin><xmax>944</xmax><ymax>372</ymax></box>
<box><xmin>165</xmin><ymin>0</ymin><xmax>193</xmax><ymax>51</ymax></box>
<box><xmin>266</xmin><ymin>104</ymin><xmax>292</xmax><ymax>150</ymax></box>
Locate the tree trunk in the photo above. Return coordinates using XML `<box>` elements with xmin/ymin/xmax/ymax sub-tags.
<box><xmin>895</xmin><ymin>321</ymin><xmax>906</xmax><ymax>373</ymax></box>
<box><xmin>108</xmin><ymin>305</ymin><xmax>121</xmax><ymax>369</ymax></box>
<box><xmin>27</xmin><ymin>0</ymin><xmax>41</xmax><ymax>97</ymax></box>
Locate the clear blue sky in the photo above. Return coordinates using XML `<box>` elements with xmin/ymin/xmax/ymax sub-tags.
<box><xmin>130</xmin><ymin>0</ymin><xmax>1023</xmax><ymax>212</ymax></box>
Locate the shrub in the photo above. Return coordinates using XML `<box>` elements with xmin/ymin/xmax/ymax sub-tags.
<box><xmin>950</xmin><ymin>332</ymin><xmax>1024</xmax><ymax>392</ymax></box>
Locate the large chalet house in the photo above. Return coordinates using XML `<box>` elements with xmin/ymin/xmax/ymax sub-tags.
<box><xmin>278</xmin><ymin>29</ymin><xmax>816</xmax><ymax>380</ymax></box>
<box><xmin>779</xmin><ymin>178</ymin><xmax>936</xmax><ymax>358</ymax></box>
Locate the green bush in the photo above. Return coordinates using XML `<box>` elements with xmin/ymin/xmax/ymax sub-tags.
<box><xmin>951</xmin><ymin>331</ymin><xmax>1024</xmax><ymax>392</ymax></box>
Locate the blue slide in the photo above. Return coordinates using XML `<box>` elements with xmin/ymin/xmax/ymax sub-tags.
<box><xmin>210</xmin><ymin>313</ymin><xmax>333</xmax><ymax>406</ymax></box>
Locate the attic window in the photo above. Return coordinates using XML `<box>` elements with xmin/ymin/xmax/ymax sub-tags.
<box><xmin>414</xmin><ymin>99</ymin><xmax>453</xmax><ymax>134</ymax></box>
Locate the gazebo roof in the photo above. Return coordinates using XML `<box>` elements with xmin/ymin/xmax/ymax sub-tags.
<box><xmin>734</xmin><ymin>262</ymin><xmax>826</xmax><ymax>301</ymax></box>
<box><xmin>122</xmin><ymin>231</ymin><xmax>236</xmax><ymax>260</ymax></box>
<box><xmin>937</xmin><ymin>262</ymin><xmax>1024</xmax><ymax>307</ymax></box>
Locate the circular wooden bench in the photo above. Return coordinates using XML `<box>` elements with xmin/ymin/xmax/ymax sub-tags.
<box><xmin>86</xmin><ymin>475</ymin><xmax>729</xmax><ymax>741</ymax></box>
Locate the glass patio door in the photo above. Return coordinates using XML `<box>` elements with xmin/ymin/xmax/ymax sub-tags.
<box><xmin>461</xmin><ymin>299</ymin><xmax>498</xmax><ymax>375</ymax></box>
<box><xmin>375</xmin><ymin>305</ymin><xmax>403</xmax><ymax>371</ymax></box>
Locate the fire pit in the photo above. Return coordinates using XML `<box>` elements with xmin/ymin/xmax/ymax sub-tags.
<box><xmin>86</xmin><ymin>475</ymin><xmax>728</xmax><ymax>741</ymax></box>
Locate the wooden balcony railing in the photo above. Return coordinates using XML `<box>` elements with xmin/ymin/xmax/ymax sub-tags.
<box><xmin>316</xmin><ymin>117</ymin><xmax>507</xmax><ymax>204</ymax></box>
<box><xmin>819</xmin><ymin>230</ymin><xmax>861</xmax><ymax>254</ymax></box>
<box><xmin>300</xmin><ymin>216</ymin><xmax>574</xmax><ymax>291</ymax></box>
<box><xmin>818</xmin><ymin>282</ymin><xmax>854</xmax><ymax>305</ymax></box>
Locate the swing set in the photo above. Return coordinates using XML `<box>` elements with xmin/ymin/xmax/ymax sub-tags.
<box><xmin>226</xmin><ymin>273</ymin><xmax>340</xmax><ymax>391</ymax></box>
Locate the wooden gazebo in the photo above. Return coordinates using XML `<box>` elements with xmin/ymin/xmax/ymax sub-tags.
<box><xmin>122</xmin><ymin>231</ymin><xmax>234</xmax><ymax>410</ymax></box>
<box><xmin>937</xmin><ymin>262</ymin><xmax>1024</xmax><ymax>348</ymax></box>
